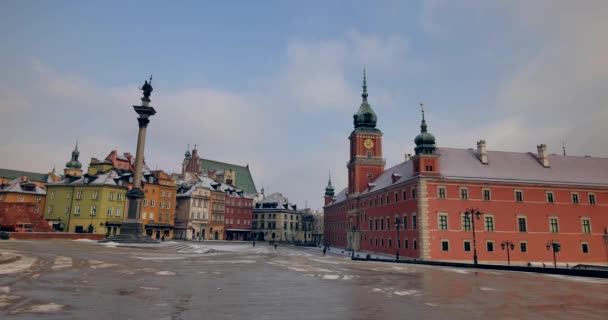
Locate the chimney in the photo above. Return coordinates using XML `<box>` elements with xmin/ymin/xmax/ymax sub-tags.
<box><xmin>404</xmin><ymin>153</ymin><xmax>411</xmax><ymax>161</ymax></box>
<box><xmin>537</xmin><ymin>144</ymin><xmax>549</xmax><ymax>167</ymax></box>
<box><xmin>477</xmin><ymin>140</ymin><xmax>488</xmax><ymax>164</ymax></box>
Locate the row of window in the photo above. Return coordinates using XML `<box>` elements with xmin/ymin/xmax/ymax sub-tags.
<box><xmin>226</xmin><ymin>207</ymin><xmax>251</xmax><ymax>214</ymax></box>
<box><xmin>369</xmin><ymin>215</ymin><xmax>417</xmax><ymax>231</ymax></box>
<box><xmin>438</xmin><ymin>186</ymin><xmax>598</xmax><ymax>205</ymax></box>
<box><xmin>47</xmin><ymin>205</ymin><xmax>122</xmax><ymax>217</ymax></box>
<box><xmin>143</xmin><ymin>199</ymin><xmax>172</xmax><ymax>209</ymax></box>
<box><xmin>254</xmin><ymin>213</ymin><xmax>300</xmax><ymax>221</ymax></box>
<box><xmin>440</xmin><ymin>240</ymin><xmax>590</xmax><ymax>254</ymax></box>
<box><xmin>364</xmin><ymin>187</ymin><xmax>418</xmax><ymax>209</ymax></box>
<box><xmin>142</xmin><ymin>212</ymin><xmax>172</xmax><ymax>222</ymax></box>
<box><xmin>366</xmin><ymin>235</ymin><xmax>418</xmax><ymax>250</ymax></box>
<box><xmin>254</xmin><ymin>221</ymin><xmax>300</xmax><ymax>231</ymax></box>
<box><xmin>226</xmin><ymin>218</ymin><xmax>251</xmax><ymax>225</ymax></box>
<box><xmin>436</xmin><ymin>213</ymin><xmax>593</xmax><ymax>234</ymax></box>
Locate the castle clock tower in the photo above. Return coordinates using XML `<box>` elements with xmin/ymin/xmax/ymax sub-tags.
<box><xmin>347</xmin><ymin>68</ymin><xmax>385</xmax><ymax>195</ymax></box>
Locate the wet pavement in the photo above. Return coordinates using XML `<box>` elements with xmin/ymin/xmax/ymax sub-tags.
<box><xmin>0</xmin><ymin>240</ymin><xmax>607</xmax><ymax>319</ymax></box>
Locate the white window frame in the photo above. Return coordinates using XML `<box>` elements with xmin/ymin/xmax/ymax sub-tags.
<box><xmin>581</xmin><ymin>217</ymin><xmax>592</xmax><ymax>234</ymax></box>
<box><xmin>546</xmin><ymin>191</ymin><xmax>555</xmax><ymax>203</ymax></box>
<box><xmin>118</xmin><ymin>193</ymin><xmax>123</xmax><ymax>201</ymax></box>
<box><xmin>588</xmin><ymin>193</ymin><xmax>596</xmax><ymax>205</ymax></box>
<box><xmin>460</xmin><ymin>187</ymin><xmax>468</xmax><ymax>200</ymax></box>
<box><xmin>517</xmin><ymin>215</ymin><xmax>527</xmax><ymax>233</ymax></box>
<box><xmin>437</xmin><ymin>186</ymin><xmax>446</xmax><ymax>199</ymax></box>
<box><xmin>92</xmin><ymin>190</ymin><xmax>99</xmax><ymax>200</ymax></box>
<box><xmin>482</xmin><ymin>188</ymin><xmax>491</xmax><ymax>201</ymax></box>
<box><xmin>463</xmin><ymin>240</ymin><xmax>471</xmax><ymax>252</ymax></box>
<box><xmin>571</xmin><ymin>192</ymin><xmax>579</xmax><ymax>205</ymax></box>
<box><xmin>515</xmin><ymin>189</ymin><xmax>523</xmax><ymax>202</ymax></box>
<box><xmin>549</xmin><ymin>216</ymin><xmax>559</xmax><ymax>233</ymax></box>
<box><xmin>116</xmin><ymin>207</ymin><xmax>121</xmax><ymax>217</ymax></box>
<box><xmin>151</xmin><ymin>200</ymin><xmax>155</xmax><ymax>207</ymax></box>
<box><xmin>107</xmin><ymin>208</ymin><xmax>113</xmax><ymax>216</ymax></box>
<box><xmin>18</xmin><ymin>195</ymin><xmax>24</xmax><ymax>201</ymax></box>
<box><xmin>438</xmin><ymin>213</ymin><xmax>448</xmax><ymax>231</ymax></box>
<box><xmin>519</xmin><ymin>241</ymin><xmax>528</xmax><ymax>253</ymax></box>
<box><xmin>484</xmin><ymin>214</ymin><xmax>495</xmax><ymax>232</ymax></box>
<box><xmin>74</xmin><ymin>205</ymin><xmax>80</xmax><ymax>215</ymax></box>
<box><xmin>90</xmin><ymin>205</ymin><xmax>97</xmax><ymax>216</ymax></box>
<box><xmin>50</xmin><ymin>191</ymin><xmax>55</xmax><ymax>200</ymax></box>
<box><xmin>76</xmin><ymin>190</ymin><xmax>83</xmax><ymax>200</ymax></box>
<box><xmin>486</xmin><ymin>240</ymin><xmax>494</xmax><ymax>252</ymax></box>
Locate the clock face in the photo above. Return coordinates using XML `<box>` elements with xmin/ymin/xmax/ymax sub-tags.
<box><xmin>364</xmin><ymin>138</ymin><xmax>374</xmax><ymax>149</ymax></box>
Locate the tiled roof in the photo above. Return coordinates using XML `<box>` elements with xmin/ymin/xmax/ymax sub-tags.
<box><xmin>0</xmin><ymin>168</ymin><xmax>49</xmax><ymax>183</ymax></box>
<box><xmin>0</xmin><ymin>177</ymin><xmax>46</xmax><ymax>195</ymax></box>
<box><xmin>199</xmin><ymin>158</ymin><xmax>257</xmax><ymax>194</ymax></box>
<box><xmin>328</xmin><ymin>147</ymin><xmax>608</xmax><ymax>205</ymax></box>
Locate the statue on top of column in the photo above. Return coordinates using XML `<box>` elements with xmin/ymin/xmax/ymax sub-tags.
<box><xmin>140</xmin><ymin>75</ymin><xmax>153</xmax><ymax>99</ymax></box>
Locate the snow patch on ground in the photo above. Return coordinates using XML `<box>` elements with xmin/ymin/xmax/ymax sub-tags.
<box><xmin>89</xmin><ymin>260</ymin><xmax>118</xmax><ymax>269</ymax></box>
<box><xmin>342</xmin><ymin>275</ymin><xmax>353</xmax><ymax>280</ymax></box>
<box><xmin>0</xmin><ymin>256</ymin><xmax>36</xmax><ymax>274</ymax></box>
<box><xmin>12</xmin><ymin>302</ymin><xmax>65</xmax><ymax>314</ymax></box>
<box><xmin>156</xmin><ymin>271</ymin><xmax>176</xmax><ymax>276</ymax></box>
<box><xmin>371</xmin><ymin>288</ymin><xmax>383</xmax><ymax>292</ymax></box>
<box><xmin>394</xmin><ymin>290</ymin><xmax>421</xmax><ymax>296</ymax></box>
<box><xmin>443</xmin><ymin>268</ymin><xmax>470</xmax><ymax>274</ymax></box>
<box><xmin>0</xmin><ymin>286</ymin><xmax>10</xmax><ymax>293</ymax></box>
<box><xmin>73</xmin><ymin>239</ymin><xmax>96</xmax><ymax>242</ymax></box>
<box><xmin>480</xmin><ymin>287</ymin><xmax>497</xmax><ymax>291</ymax></box>
<box><xmin>321</xmin><ymin>274</ymin><xmax>340</xmax><ymax>280</ymax></box>
<box><xmin>0</xmin><ymin>294</ymin><xmax>21</xmax><ymax>308</ymax></box>
<box><xmin>544</xmin><ymin>274</ymin><xmax>608</xmax><ymax>285</ymax></box>
<box><xmin>140</xmin><ymin>287</ymin><xmax>160</xmax><ymax>290</ymax></box>
<box><xmin>101</xmin><ymin>241</ymin><xmax>119</xmax><ymax>248</ymax></box>
<box><xmin>196</xmin><ymin>260</ymin><xmax>256</xmax><ymax>264</ymax></box>
<box><xmin>425</xmin><ymin>302</ymin><xmax>439</xmax><ymax>307</ymax></box>
<box><xmin>51</xmin><ymin>256</ymin><xmax>72</xmax><ymax>270</ymax></box>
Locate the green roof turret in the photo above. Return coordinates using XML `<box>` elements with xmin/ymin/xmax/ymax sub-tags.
<box><xmin>414</xmin><ymin>103</ymin><xmax>436</xmax><ymax>155</ymax></box>
<box><xmin>353</xmin><ymin>67</ymin><xmax>378</xmax><ymax>129</ymax></box>
<box><xmin>65</xmin><ymin>141</ymin><xmax>82</xmax><ymax>169</ymax></box>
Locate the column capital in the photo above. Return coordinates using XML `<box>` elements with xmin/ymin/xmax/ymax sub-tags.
<box><xmin>137</xmin><ymin>117</ymin><xmax>150</xmax><ymax>128</ymax></box>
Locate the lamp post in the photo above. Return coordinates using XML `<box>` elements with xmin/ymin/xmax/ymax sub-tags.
<box><xmin>463</xmin><ymin>208</ymin><xmax>482</xmax><ymax>266</ymax></box>
<box><xmin>500</xmin><ymin>240</ymin><xmax>515</xmax><ymax>266</ymax></box>
<box><xmin>395</xmin><ymin>217</ymin><xmax>402</xmax><ymax>261</ymax></box>
<box><xmin>350</xmin><ymin>226</ymin><xmax>357</xmax><ymax>259</ymax></box>
<box><xmin>546</xmin><ymin>240</ymin><xmax>561</xmax><ymax>268</ymax></box>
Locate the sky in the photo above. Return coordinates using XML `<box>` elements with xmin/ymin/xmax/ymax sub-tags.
<box><xmin>1</xmin><ymin>0</ymin><xmax>607</xmax><ymax>209</ymax></box>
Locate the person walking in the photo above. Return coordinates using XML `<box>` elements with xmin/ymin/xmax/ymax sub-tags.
<box><xmin>274</xmin><ymin>243</ymin><xmax>278</xmax><ymax>250</ymax></box>
<box><xmin>323</xmin><ymin>248</ymin><xmax>326</xmax><ymax>256</ymax></box>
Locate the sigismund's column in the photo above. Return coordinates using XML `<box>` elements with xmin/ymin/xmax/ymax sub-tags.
<box><xmin>119</xmin><ymin>77</ymin><xmax>157</xmax><ymax>240</ymax></box>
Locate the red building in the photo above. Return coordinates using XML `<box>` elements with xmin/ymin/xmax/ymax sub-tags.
<box><xmin>224</xmin><ymin>190</ymin><xmax>254</xmax><ymax>241</ymax></box>
<box><xmin>324</xmin><ymin>74</ymin><xmax>608</xmax><ymax>266</ymax></box>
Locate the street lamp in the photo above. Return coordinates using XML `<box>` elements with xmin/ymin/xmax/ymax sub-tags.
<box><xmin>463</xmin><ymin>208</ymin><xmax>482</xmax><ymax>266</ymax></box>
<box><xmin>500</xmin><ymin>241</ymin><xmax>515</xmax><ymax>265</ymax></box>
<box><xmin>546</xmin><ymin>240</ymin><xmax>561</xmax><ymax>268</ymax></box>
<box><xmin>350</xmin><ymin>226</ymin><xmax>358</xmax><ymax>259</ymax></box>
<box><xmin>394</xmin><ymin>216</ymin><xmax>403</xmax><ymax>261</ymax></box>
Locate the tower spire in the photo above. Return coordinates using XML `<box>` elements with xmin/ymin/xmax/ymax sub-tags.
<box><xmin>362</xmin><ymin>66</ymin><xmax>368</xmax><ymax>101</ymax></box>
<box><xmin>419</xmin><ymin>103</ymin><xmax>427</xmax><ymax>133</ymax></box>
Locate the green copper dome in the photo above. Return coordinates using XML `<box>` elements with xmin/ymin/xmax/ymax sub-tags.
<box><xmin>65</xmin><ymin>143</ymin><xmax>82</xmax><ymax>169</ymax></box>
<box><xmin>414</xmin><ymin>106</ymin><xmax>436</xmax><ymax>155</ymax></box>
<box><xmin>353</xmin><ymin>68</ymin><xmax>377</xmax><ymax>129</ymax></box>
<box><xmin>324</xmin><ymin>173</ymin><xmax>335</xmax><ymax>197</ymax></box>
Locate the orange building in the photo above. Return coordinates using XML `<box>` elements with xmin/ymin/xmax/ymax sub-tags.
<box><xmin>0</xmin><ymin>176</ymin><xmax>47</xmax><ymax>217</ymax></box>
<box><xmin>97</xmin><ymin>150</ymin><xmax>177</xmax><ymax>239</ymax></box>
<box><xmin>324</xmin><ymin>73</ymin><xmax>608</xmax><ymax>266</ymax></box>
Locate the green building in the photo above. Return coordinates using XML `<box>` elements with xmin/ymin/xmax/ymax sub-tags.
<box><xmin>43</xmin><ymin>146</ymin><xmax>128</xmax><ymax>235</ymax></box>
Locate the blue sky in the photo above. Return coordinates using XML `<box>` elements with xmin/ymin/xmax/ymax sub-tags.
<box><xmin>1</xmin><ymin>0</ymin><xmax>607</xmax><ymax>208</ymax></box>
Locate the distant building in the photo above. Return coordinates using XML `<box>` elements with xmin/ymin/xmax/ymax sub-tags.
<box><xmin>175</xmin><ymin>181</ymin><xmax>211</xmax><ymax>240</ymax></box>
<box><xmin>180</xmin><ymin>145</ymin><xmax>257</xmax><ymax>194</ymax></box>
<box><xmin>224</xmin><ymin>189</ymin><xmax>254</xmax><ymax>241</ymax></box>
<box><xmin>253</xmin><ymin>193</ymin><xmax>303</xmax><ymax>242</ymax></box>
<box><xmin>324</xmin><ymin>71</ymin><xmax>608</xmax><ymax>265</ymax></box>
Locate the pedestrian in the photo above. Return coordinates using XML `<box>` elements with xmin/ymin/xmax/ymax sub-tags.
<box><xmin>253</xmin><ymin>241</ymin><xmax>256</xmax><ymax>247</ymax></box>
<box><xmin>161</xmin><ymin>236</ymin><xmax>165</xmax><ymax>242</ymax></box>
<box><xmin>323</xmin><ymin>248</ymin><xmax>326</xmax><ymax>256</ymax></box>
<box><xmin>274</xmin><ymin>243</ymin><xmax>278</xmax><ymax>250</ymax></box>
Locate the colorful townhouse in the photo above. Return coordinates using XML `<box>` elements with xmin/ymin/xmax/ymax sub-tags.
<box><xmin>43</xmin><ymin>145</ymin><xmax>128</xmax><ymax>235</ymax></box>
<box><xmin>102</xmin><ymin>150</ymin><xmax>177</xmax><ymax>239</ymax></box>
